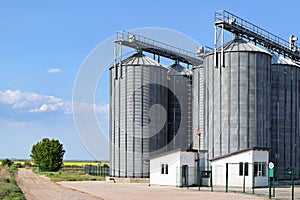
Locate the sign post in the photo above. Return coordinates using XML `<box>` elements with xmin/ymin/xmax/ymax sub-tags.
<box><xmin>268</xmin><ymin>162</ymin><xmax>275</xmax><ymax>198</ymax></box>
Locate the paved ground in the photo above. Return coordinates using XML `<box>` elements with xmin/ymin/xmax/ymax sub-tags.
<box><xmin>17</xmin><ymin>168</ymin><xmax>299</xmax><ymax>199</ymax></box>
<box><xmin>16</xmin><ymin>168</ymin><xmax>102</xmax><ymax>200</ymax></box>
<box><xmin>59</xmin><ymin>181</ymin><xmax>267</xmax><ymax>200</ymax></box>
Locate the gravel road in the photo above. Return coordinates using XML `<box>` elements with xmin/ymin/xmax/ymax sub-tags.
<box><xmin>15</xmin><ymin>168</ymin><xmax>102</xmax><ymax>200</ymax></box>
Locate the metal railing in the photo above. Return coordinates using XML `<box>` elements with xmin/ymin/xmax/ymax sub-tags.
<box><xmin>84</xmin><ymin>165</ymin><xmax>109</xmax><ymax>176</ymax></box>
<box><xmin>215</xmin><ymin>10</ymin><xmax>300</xmax><ymax>61</ymax></box>
<box><xmin>115</xmin><ymin>30</ymin><xmax>202</xmax><ymax>66</ymax></box>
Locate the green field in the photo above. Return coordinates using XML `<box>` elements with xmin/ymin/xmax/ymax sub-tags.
<box><xmin>33</xmin><ymin>168</ymin><xmax>105</xmax><ymax>182</ymax></box>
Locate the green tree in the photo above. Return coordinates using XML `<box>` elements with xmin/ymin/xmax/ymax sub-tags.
<box><xmin>2</xmin><ymin>158</ymin><xmax>13</xmax><ymax>167</ymax></box>
<box><xmin>30</xmin><ymin>138</ymin><xmax>65</xmax><ymax>172</ymax></box>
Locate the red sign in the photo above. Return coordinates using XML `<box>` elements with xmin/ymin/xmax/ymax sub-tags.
<box><xmin>195</xmin><ymin>130</ymin><xmax>200</xmax><ymax>135</ymax></box>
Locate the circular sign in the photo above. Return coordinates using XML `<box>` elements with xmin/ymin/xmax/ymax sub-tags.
<box><xmin>268</xmin><ymin>162</ymin><xmax>274</xmax><ymax>169</ymax></box>
<box><xmin>195</xmin><ymin>130</ymin><xmax>200</xmax><ymax>135</ymax></box>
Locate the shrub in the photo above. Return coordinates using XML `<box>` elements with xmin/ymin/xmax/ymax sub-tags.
<box><xmin>24</xmin><ymin>161</ymin><xmax>32</xmax><ymax>167</ymax></box>
<box><xmin>1</xmin><ymin>159</ymin><xmax>12</xmax><ymax>167</ymax></box>
<box><xmin>31</xmin><ymin>138</ymin><xmax>65</xmax><ymax>172</ymax></box>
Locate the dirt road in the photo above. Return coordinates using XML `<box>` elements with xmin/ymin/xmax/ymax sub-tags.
<box><xmin>15</xmin><ymin>168</ymin><xmax>102</xmax><ymax>200</ymax></box>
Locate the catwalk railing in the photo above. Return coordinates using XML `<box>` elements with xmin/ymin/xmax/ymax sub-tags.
<box><xmin>215</xmin><ymin>10</ymin><xmax>300</xmax><ymax>62</ymax></box>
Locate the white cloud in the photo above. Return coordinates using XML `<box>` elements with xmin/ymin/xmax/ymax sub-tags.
<box><xmin>0</xmin><ymin>90</ymin><xmax>70</xmax><ymax>113</ymax></box>
<box><xmin>47</xmin><ymin>68</ymin><xmax>63</xmax><ymax>73</ymax></box>
<box><xmin>0</xmin><ymin>90</ymin><xmax>109</xmax><ymax>115</ymax></box>
<box><xmin>96</xmin><ymin>104</ymin><xmax>109</xmax><ymax>113</ymax></box>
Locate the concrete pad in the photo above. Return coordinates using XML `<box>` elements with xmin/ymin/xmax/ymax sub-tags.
<box><xmin>59</xmin><ymin>181</ymin><xmax>267</xmax><ymax>200</ymax></box>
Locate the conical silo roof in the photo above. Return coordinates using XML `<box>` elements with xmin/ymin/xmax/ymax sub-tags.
<box><xmin>204</xmin><ymin>38</ymin><xmax>271</xmax><ymax>58</ymax></box>
<box><xmin>168</xmin><ymin>63</ymin><xmax>192</xmax><ymax>76</ymax></box>
<box><xmin>271</xmin><ymin>54</ymin><xmax>300</xmax><ymax>67</ymax></box>
<box><xmin>121</xmin><ymin>52</ymin><xmax>162</xmax><ymax>67</ymax></box>
<box><xmin>222</xmin><ymin>38</ymin><xmax>271</xmax><ymax>54</ymax></box>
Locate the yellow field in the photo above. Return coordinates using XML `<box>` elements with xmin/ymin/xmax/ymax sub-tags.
<box><xmin>63</xmin><ymin>161</ymin><xmax>101</xmax><ymax>167</ymax></box>
<box><xmin>13</xmin><ymin>161</ymin><xmax>35</xmax><ymax>165</ymax></box>
<box><xmin>0</xmin><ymin>161</ymin><xmax>34</xmax><ymax>166</ymax></box>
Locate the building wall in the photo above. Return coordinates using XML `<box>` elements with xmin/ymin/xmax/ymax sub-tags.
<box><xmin>149</xmin><ymin>151</ymin><xmax>197</xmax><ymax>186</ymax></box>
<box><xmin>211</xmin><ymin>150</ymin><xmax>269</xmax><ymax>187</ymax></box>
<box><xmin>150</xmin><ymin>151</ymin><xmax>180</xmax><ymax>186</ymax></box>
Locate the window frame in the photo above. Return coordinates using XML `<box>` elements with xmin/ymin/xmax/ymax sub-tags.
<box><xmin>161</xmin><ymin>163</ymin><xmax>168</xmax><ymax>175</ymax></box>
<box><xmin>254</xmin><ymin>162</ymin><xmax>267</xmax><ymax>177</ymax></box>
<box><xmin>239</xmin><ymin>162</ymin><xmax>249</xmax><ymax>176</ymax></box>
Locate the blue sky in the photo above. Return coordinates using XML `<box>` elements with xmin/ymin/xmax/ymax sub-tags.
<box><xmin>0</xmin><ymin>1</ymin><xmax>299</xmax><ymax>161</ymax></box>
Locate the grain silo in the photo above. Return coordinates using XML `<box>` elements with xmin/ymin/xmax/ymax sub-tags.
<box><xmin>270</xmin><ymin>56</ymin><xmax>300</xmax><ymax>179</ymax></box>
<box><xmin>109</xmin><ymin>52</ymin><xmax>169</xmax><ymax>178</ymax></box>
<box><xmin>167</xmin><ymin>63</ymin><xmax>193</xmax><ymax>151</ymax></box>
<box><xmin>204</xmin><ymin>38</ymin><xmax>272</xmax><ymax>159</ymax></box>
<box><xmin>192</xmin><ymin>64</ymin><xmax>205</xmax><ymax>151</ymax></box>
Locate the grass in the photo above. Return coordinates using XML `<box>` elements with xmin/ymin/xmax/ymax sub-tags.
<box><xmin>0</xmin><ymin>165</ymin><xmax>25</xmax><ymax>200</ymax></box>
<box><xmin>33</xmin><ymin>168</ymin><xmax>105</xmax><ymax>182</ymax></box>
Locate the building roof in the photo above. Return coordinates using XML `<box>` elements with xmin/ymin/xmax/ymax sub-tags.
<box><xmin>144</xmin><ymin>149</ymin><xmax>207</xmax><ymax>161</ymax></box>
<box><xmin>210</xmin><ymin>147</ymin><xmax>270</xmax><ymax>162</ymax></box>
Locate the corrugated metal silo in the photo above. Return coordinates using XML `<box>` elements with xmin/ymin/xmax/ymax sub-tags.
<box><xmin>204</xmin><ymin>38</ymin><xmax>272</xmax><ymax>159</ymax></box>
<box><xmin>192</xmin><ymin>64</ymin><xmax>206</xmax><ymax>151</ymax></box>
<box><xmin>167</xmin><ymin>63</ymin><xmax>192</xmax><ymax>151</ymax></box>
<box><xmin>270</xmin><ymin>56</ymin><xmax>300</xmax><ymax>179</ymax></box>
<box><xmin>110</xmin><ymin>52</ymin><xmax>168</xmax><ymax>178</ymax></box>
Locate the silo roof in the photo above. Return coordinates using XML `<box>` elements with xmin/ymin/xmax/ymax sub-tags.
<box><xmin>272</xmin><ymin>54</ymin><xmax>300</xmax><ymax>67</ymax></box>
<box><xmin>121</xmin><ymin>52</ymin><xmax>163</xmax><ymax>67</ymax></box>
<box><xmin>222</xmin><ymin>38</ymin><xmax>271</xmax><ymax>54</ymax></box>
<box><xmin>168</xmin><ymin>63</ymin><xmax>193</xmax><ymax>76</ymax></box>
<box><xmin>207</xmin><ymin>38</ymin><xmax>271</xmax><ymax>56</ymax></box>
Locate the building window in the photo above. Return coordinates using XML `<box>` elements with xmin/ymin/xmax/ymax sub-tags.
<box><xmin>244</xmin><ymin>162</ymin><xmax>249</xmax><ymax>176</ymax></box>
<box><xmin>239</xmin><ymin>162</ymin><xmax>243</xmax><ymax>176</ymax></box>
<box><xmin>254</xmin><ymin>162</ymin><xmax>267</xmax><ymax>177</ymax></box>
<box><xmin>161</xmin><ymin>164</ymin><xmax>168</xmax><ymax>174</ymax></box>
<box><xmin>239</xmin><ymin>162</ymin><xmax>249</xmax><ymax>176</ymax></box>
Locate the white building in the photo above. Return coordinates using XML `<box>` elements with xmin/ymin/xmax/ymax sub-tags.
<box><xmin>210</xmin><ymin>148</ymin><xmax>269</xmax><ymax>188</ymax></box>
<box><xmin>148</xmin><ymin>149</ymin><xmax>206</xmax><ymax>186</ymax></box>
